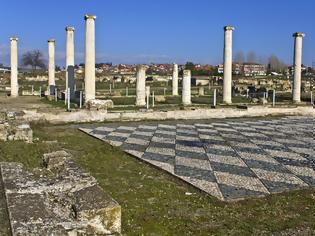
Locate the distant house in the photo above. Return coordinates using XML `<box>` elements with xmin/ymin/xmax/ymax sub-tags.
<box><xmin>192</xmin><ymin>76</ymin><xmax>210</xmax><ymax>86</ymax></box>
<box><xmin>288</xmin><ymin>65</ymin><xmax>307</xmax><ymax>75</ymax></box>
<box><xmin>232</xmin><ymin>63</ymin><xmax>242</xmax><ymax>75</ymax></box>
<box><xmin>0</xmin><ymin>66</ymin><xmax>40</xmax><ymax>73</ymax></box>
<box><xmin>217</xmin><ymin>63</ymin><xmax>242</xmax><ymax>75</ymax></box>
<box><xmin>217</xmin><ymin>64</ymin><xmax>224</xmax><ymax>74</ymax></box>
<box><xmin>242</xmin><ymin>63</ymin><xmax>266</xmax><ymax>76</ymax></box>
<box><xmin>0</xmin><ymin>66</ymin><xmax>10</xmax><ymax>73</ymax></box>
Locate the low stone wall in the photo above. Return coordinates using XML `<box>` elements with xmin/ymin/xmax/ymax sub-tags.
<box><xmin>21</xmin><ymin>106</ymin><xmax>315</xmax><ymax>124</ymax></box>
<box><xmin>0</xmin><ymin>151</ymin><xmax>121</xmax><ymax>235</ymax></box>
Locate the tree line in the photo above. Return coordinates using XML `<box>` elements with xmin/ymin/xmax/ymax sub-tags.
<box><xmin>234</xmin><ymin>51</ymin><xmax>287</xmax><ymax>73</ymax></box>
<box><xmin>19</xmin><ymin>49</ymin><xmax>293</xmax><ymax>75</ymax></box>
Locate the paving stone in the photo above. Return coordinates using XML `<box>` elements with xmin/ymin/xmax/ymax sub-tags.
<box><xmin>176</xmin><ymin>144</ymin><xmax>205</xmax><ymax>153</ymax></box>
<box><xmin>211</xmin><ymin>162</ymin><xmax>257</xmax><ymax>177</ymax></box>
<box><xmin>146</xmin><ymin>147</ymin><xmax>175</xmax><ymax>156</ymax></box>
<box><xmin>175</xmin><ymin>165</ymin><xmax>216</xmax><ymax>181</ymax></box>
<box><xmin>151</xmin><ymin>136</ymin><xmax>176</xmax><ymax>144</ymax></box>
<box><xmin>80</xmin><ymin>116</ymin><xmax>314</xmax><ymax>201</ymax></box>
<box><xmin>125</xmin><ymin>137</ymin><xmax>150</xmax><ymax>146</ymax></box>
<box><xmin>214</xmin><ymin>171</ymin><xmax>269</xmax><ymax>194</ymax></box>
<box><xmin>142</xmin><ymin>152</ymin><xmax>175</xmax><ymax>165</ymax></box>
<box><xmin>207</xmin><ymin>153</ymin><xmax>247</xmax><ymax>167</ymax></box>
<box><xmin>176</xmin><ymin>150</ymin><xmax>208</xmax><ymax>160</ymax></box>
<box><xmin>251</xmin><ymin>168</ymin><xmax>308</xmax><ymax>186</ymax></box>
<box><xmin>175</xmin><ymin>156</ymin><xmax>212</xmax><ymax>170</ymax></box>
<box><xmin>218</xmin><ymin>184</ymin><xmax>266</xmax><ymax>201</ymax></box>
<box><xmin>121</xmin><ymin>143</ymin><xmax>147</xmax><ymax>152</ymax></box>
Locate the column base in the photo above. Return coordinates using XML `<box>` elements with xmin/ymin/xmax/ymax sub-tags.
<box><xmin>136</xmin><ymin>101</ymin><xmax>146</xmax><ymax>106</ymax></box>
<box><xmin>85</xmin><ymin>95</ymin><xmax>96</xmax><ymax>103</ymax></box>
<box><xmin>292</xmin><ymin>100</ymin><xmax>301</xmax><ymax>104</ymax></box>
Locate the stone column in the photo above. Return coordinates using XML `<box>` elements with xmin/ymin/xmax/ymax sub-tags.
<box><xmin>136</xmin><ymin>65</ymin><xmax>146</xmax><ymax>106</ymax></box>
<box><xmin>48</xmin><ymin>39</ymin><xmax>55</xmax><ymax>93</ymax></box>
<box><xmin>172</xmin><ymin>63</ymin><xmax>178</xmax><ymax>95</ymax></box>
<box><xmin>84</xmin><ymin>15</ymin><xmax>96</xmax><ymax>102</ymax></box>
<box><xmin>223</xmin><ymin>26</ymin><xmax>234</xmax><ymax>104</ymax></box>
<box><xmin>10</xmin><ymin>37</ymin><xmax>18</xmax><ymax>97</ymax></box>
<box><xmin>65</xmin><ymin>27</ymin><xmax>75</xmax><ymax>98</ymax></box>
<box><xmin>182</xmin><ymin>70</ymin><xmax>191</xmax><ymax>105</ymax></box>
<box><xmin>292</xmin><ymin>32</ymin><xmax>305</xmax><ymax>103</ymax></box>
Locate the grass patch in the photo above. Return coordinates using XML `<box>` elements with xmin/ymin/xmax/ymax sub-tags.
<box><xmin>0</xmin><ymin>123</ymin><xmax>314</xmax><ymax>235</ymax></box>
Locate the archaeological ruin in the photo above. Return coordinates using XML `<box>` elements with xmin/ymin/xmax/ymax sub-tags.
<box><xmin>0</xmin><ymin>5</ymin><xmax>314</xmax><ymax>235</ymax></box>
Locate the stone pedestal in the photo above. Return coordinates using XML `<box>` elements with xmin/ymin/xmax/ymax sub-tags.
<box><xmin>182</xmin><ymin>70</ymin><xmax>191</xmax><ymax>105</ymax></box>
<box><xmin>199</xmin><ymin>87</ymin><xmax>204</xmax><ymax>96</ymax></box>
<box><xmin>67</xmin><ymin>65</ymin><xmax>75</xmax><ymax>99</ymax></box>
<box><xmin>136</xmin><ymin>65</ymin><xmax>146</xmax><ymax>106</ymax></box>
<box><xmin>65</xmin><ymin>27</ymin><xmax>75</xmax><ymax>99</ymax></box>
<box><xmin>86</xmin><ymin>99</ymin><xmax>114</xmax><ymax>110</ymax></box>
<box><xmin>223</xmin><ymin>26</ymin><xmax>234</xmax><ymax>104</ymax></box>
<box><xmin>10</xmin><ymin>37</ymin><xmax>18</xmax><ymax>97</ymax></box>
<box><xmin>84</xmin><ymin>15</ymin><xmax>96</xmax><ymax>102</ymax></box>
<box><xmin>172</xmin><ymin>63</ymin><xmax>178</xmax><ymax>95</ymax></box>
<box><xmin>292</xmin><ymin>32</ymin><xmax>305</xmax><ymax>103</ymax></box>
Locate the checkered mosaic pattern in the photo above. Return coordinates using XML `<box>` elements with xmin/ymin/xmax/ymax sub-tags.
<box><xmin>80</xmin><ymin>116</ymin><xmax>315</xmax><ymax>201</ymax></box>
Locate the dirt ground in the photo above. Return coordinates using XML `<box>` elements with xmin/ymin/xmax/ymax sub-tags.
<box><xmin>0</xmin><ymin>96</ymin><xmax>54</xmax><ymax>111</ymax></box>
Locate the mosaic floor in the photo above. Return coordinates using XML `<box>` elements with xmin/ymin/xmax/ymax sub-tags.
<box><xmin>80</xmin><ymin>116</ymin><xmax>315</xmax><ymax>201</ymax></box>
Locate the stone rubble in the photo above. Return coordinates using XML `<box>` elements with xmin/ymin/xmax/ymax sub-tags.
<box><xmin>0</xmin><ymin>150</ymin><xmax>121</xmax><ymax>235</ymax></box>
<box><xmin>0</xmin><ymin>112</ymin><xmax>33</xmax><ymax>143</ymax></box>
<box><xmin>85</xmin><ymin>99</ymin><xmax>114</xmax><ymax>111</ymax></box>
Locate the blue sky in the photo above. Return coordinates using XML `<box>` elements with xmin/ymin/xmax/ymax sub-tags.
<box><xmin>0</xmin><ymin>0</ymin><xmax>314</xmax><ymax>66</ymax></box>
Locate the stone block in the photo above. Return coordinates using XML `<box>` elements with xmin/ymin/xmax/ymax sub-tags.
<box><xmin>251</xmin><ymin>98</ymin><xmax>259</xmax><ymax>103</ymax></box>
<box><xmin>0</xmin><ymin>112</ymin><xmax>7</xmax><ymax>121</ymax></box>
<box><xmin>113</xmin><ymin>91</ymin><xmax>121</xmax><ymax>96</ymax></box>
<box><xmin>0</xmin><ymin>122</ymin><xmax>32</xmax><ymax>143</ymax></box>
<box><xmin>43</xmin><ymin>150</ymin><xmax>71</xmax><ymax>171</ymax></box>
<box><xmin>86</xmin><ymin>99</ymin><xmax>114</xmax><ymax>110</ymax></box>
<box><xmin>198</xmin><ymin>87</ymin><xmax>204</xmax><ymax>96</ymax></box>
<box><xmin>13</xmin><ymin>124</ymin><xmax>33</xmax><ymax>143</ymax></box>
<box><xmin>155</xmin><ymin>96</ymin><xmax>166</xmax><ymax>102</ymax></box>
<box><xmin>0</xmin><ymin>122</ymin><xmax>9</xmax><ymax>141</ymax></box>
<box><xmin>0</xmin><ymin>151</ymin><xmax>121</xmax><ymax>235</ymax></box>
<box><xmin>46</xmin><ymin>95</ymin><xmax>55</xmax><ymax>101</ymax></box>
<box><xmin>74</xmin><ymin>185</ymin><xmax>121</xmax><ymax>235</ymax></box>
<box><xmin>236</xmin><ymin>105</ymin><xmax>248</xmax><ymax>110</ymax></box>
<box><xmin>259</xmin><ymin>97</ymin><xmax>268</xmax><ymax>105</ymax></box>
<box><xmin>6</xmin><ymin>111</ymin><xmax>16</xmax><ymax>120</ymax></box>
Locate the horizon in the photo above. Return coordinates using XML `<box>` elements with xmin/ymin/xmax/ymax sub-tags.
<box><xmin>0</xmin><ymin>0</ymin><xmax>314</xmax><ymax>67</ymax></box>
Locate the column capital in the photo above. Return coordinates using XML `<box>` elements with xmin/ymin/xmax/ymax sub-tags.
<box><xmin>224</xmin><ymin>26</ymin><xmax>235</xmax><ymax>31</ymax></box>
<box><xmin>183</xmin><ymin>70</ymin><xmax>191</xmax><ymax>76</ymax></box>
<box><xmin>65</xmin><ymin>26</ymin><xmax>75</xmax><ymax>32</ymax></box>
<box><xmin>48</xmin><ymin>39</ymin><xmax>55</xmax><ymax>43</ymax></box>
<box><xmin>10</xmin><ymin>37</ymin><xmax>18</xmax><ymax>41</ymax></box>
<box><xmin>85</xmin><ymin>14</ymin><xmax>97</xmax><ymax>20</ymax></box>
<box><xmin>137</xmin><ymin>64</ymin><xmax>147</xmax><ymax>71</ymax></box>
<box><xmin>293</xmin><ymin>32</ymin><xmax>305</xmax><ymax>38</ymax></box>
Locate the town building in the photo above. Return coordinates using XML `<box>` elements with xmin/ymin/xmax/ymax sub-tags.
<box><xmin>242</xmin><ymin>63</ymin><xmax>267</xmax><ymax>76</ymax></box>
